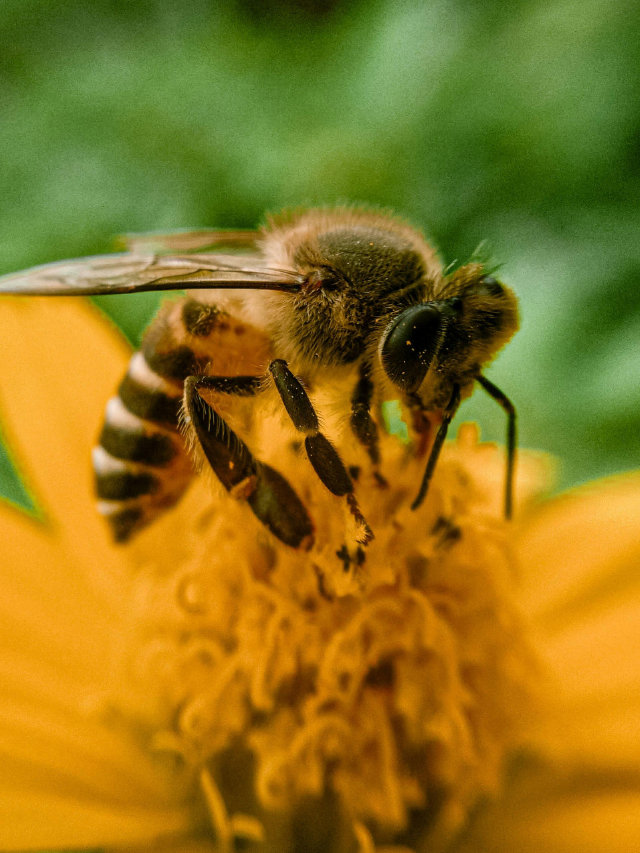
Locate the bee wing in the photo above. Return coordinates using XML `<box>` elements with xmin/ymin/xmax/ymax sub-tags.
<box><xmin>118</xmin><ymin>229</ymin><xmax>258</xmax><ymax>253</ymax></box>
<box><xmin>0</xmin><ymin>252</ymin><xmax>300</xmax><ymax>296</ymax></box>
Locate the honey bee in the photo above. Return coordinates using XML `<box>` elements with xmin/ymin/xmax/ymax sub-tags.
<box><xmin>0</xmin><ymin>208</ymin><xmax>519</xmax><ymax>552</ymax></box>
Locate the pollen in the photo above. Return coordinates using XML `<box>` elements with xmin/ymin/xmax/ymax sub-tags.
<box><xmin>120</xmin><ymin>422</ymin><xmax>543</xmax><ymax>851</ymax></box>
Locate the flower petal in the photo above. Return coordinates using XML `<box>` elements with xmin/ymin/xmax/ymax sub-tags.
<box><xmin>0</xmin><ymin>504</ymin><xmax>123</xmax><ymax>690</ymax></box>
<box><xmin>0</xmin><ymin>296</ymin><xmax>130</xmax><ymax>542</ymax></box>
<box><xmin>0</xmin><ymin>299</ymin><xmax>202</xmax><ymax>849</ymax></box>
<box><xmin>0</xmin><ymin>791</ymin><xmax>192</xmax><ymax>851</ymax></box>
<box><xmin>119</xmin><ymin>841</ymin><xmax>216</xmax><ymax>853</ymax></box>
<box><xmin>0</xmin><ymin>498</ymin><xmax>198</xmax><ymax>849</ymax></box>
<box><xmin>453</xmin><ymin>760</ymin><xmax>640</xmax><ymax>853</ymax></box>
<box><xmin>515</xmin><ymin>472</ymin><xmax>640</xmax><ymax>767</ymax></box>
<box><xmin>474</xmin><ymin>472</ymin><xmax>640</xmax><ymax>853</ymax></box>
<box><xmin>517</xmin><ymin>471</ymin><xmax>640</xmax><ymax>626</ymax></box>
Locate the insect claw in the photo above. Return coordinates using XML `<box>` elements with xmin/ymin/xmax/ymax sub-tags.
<box><xmin>346</xmin><ymin>493</ymin><xmax>374</xmax><ymax>545</ymax></box>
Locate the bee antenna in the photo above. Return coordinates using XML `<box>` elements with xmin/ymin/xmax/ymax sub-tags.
<box><xmin>483</xmin><ymin>260</ymin><xmax>505</xmax><ymax>277</ymax></box>
<box><xmin>411</xmin><ymin>385</ymin><xmax>461</xmax><ymax>511</ymax></box>
<box><xmin>471</xmin><ymin>239</ymin><xmax>489</xmax><ymax>258</ymax></box>
<box><xmin>468</xmin><ymin>241</ymin><xmax>501</xmax><ymax>271</ymax></box>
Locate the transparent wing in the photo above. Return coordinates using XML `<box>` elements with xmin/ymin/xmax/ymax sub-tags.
<box><xmin>0</xmin><ymin>252</ymin><xmax>300</xmax><ymax>296</ymax></box>
<box><xmin>117</xmin><ymin>229</ymin><xmax>258</xmax><ymax>253</ymax></box>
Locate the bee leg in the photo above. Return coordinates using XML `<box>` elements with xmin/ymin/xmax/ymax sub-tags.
<box><xmin>184</xmin><ymin>376</ymin><xmax>314</xmax><ymax>549</ymax></box>
<box><xmin>350</xmin><ymin>364</ymin><xmax>388</xmax><ymax>487</ymax></box>
<box><xmin>411</xmin><ymin>384</ymin><xmax>461</xmax><ymax>511</ymax></box>
<box><xmin>476</xmin><ymin>375</ymin><xmax>517</xmax><ymax>519</ymax></box>
<box><xmin>269</xmin><ymin>359</ymin><xmax>373</xmax><ymax>546</ymax></box>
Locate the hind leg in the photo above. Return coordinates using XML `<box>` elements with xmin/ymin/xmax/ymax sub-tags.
<box><xmin>184</xmin><ymin>376</ymin><xmax>314</xmax><ymax>549</ymax></box>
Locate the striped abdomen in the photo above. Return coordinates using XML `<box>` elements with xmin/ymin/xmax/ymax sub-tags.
<box><xmin>94</xmin><ymin>297</ymin><xmax>273</xmax><ymax>542</ymax></box>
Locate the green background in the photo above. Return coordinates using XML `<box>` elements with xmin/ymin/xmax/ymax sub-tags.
<box><xmin>1</xmin><ymin>0</ymin><xmax>639</xmax><ymax>513</ymax></box>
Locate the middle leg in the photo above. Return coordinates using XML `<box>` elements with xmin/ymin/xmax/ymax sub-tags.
<box><xmin>268</xmin><ymin>359</ymin><xmax>373</xmax><ymax>546</ymax></box>
<box><xmin>350</xmin><ymin>363</ymin><xmax>388</xmax><ymax>487</ymax></box>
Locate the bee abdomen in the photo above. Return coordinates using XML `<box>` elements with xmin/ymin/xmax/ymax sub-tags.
<box><xmin>95</xmin><ymin>352</ymin><xmax>192</xmax><ymax>542</ymax></box>
<box><xmin>95</xmin><ymin>297</ymin><xmax>273</xmax><ymax>542</ymax></box>
<box><xmin>117</xmin><ymin>370</ymin><xmax>182</xmax><ymax>427</ymax></box>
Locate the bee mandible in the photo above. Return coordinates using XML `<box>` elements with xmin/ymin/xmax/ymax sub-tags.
<box><xmin>0</xmin><ymin>207</ymin><xmax>519</xmax><ymax>551</ymax></box>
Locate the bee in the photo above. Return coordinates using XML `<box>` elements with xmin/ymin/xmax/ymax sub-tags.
<box><xmin>0</xmin><ymin>208</ymin><xmax>518</xmax><ymax>552</ymax></box>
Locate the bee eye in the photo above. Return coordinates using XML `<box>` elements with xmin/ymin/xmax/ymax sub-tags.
<box><xmin>479</xmin><ymin>276</ymin><xmax>504</xmax><ymax>297</ymax></box>
<box><xmin>381</xmin><ymin>304</ymin><xmax>443</xmax><ymax>393</ymax></box>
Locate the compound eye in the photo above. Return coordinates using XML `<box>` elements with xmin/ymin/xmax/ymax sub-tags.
<box><xmin>381</xmin><ymin>303</ymin><xmax>443</xmax><ymax>393</ymax></box>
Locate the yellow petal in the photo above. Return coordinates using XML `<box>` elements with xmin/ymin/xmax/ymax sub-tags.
<box><xmin>487</xmin><ymin>471</ymin><xmax>640</xmax><ymax>853</ymax></box>
<box><xmin>0</xmin><ymin>498</ymin><xmax>197</xmax><ymax>848</ymax></box>
<box><xmin>545</xmin><ymin>588</ymin><xmax>640</xmax><ymax>699</ymax></box>
<box><xmin>0</xmin><ymin>296</ymin><xmax>130</xmax><ymax>549</ymax></box>
<box><xmin>0</xmin><ymin>504</ymin><xmax>124</xmax><ymax>692</ymax></box>
<box><xmin>453</xmin><ymin>762</ymin><xmax>640</xmax><ymax>853</ymax></box>
<box><xmin>515</xmin><ymin>472</ymin><xmax>640</xmax><ymax>767</ymax></box>
<box><xmin>0</xmin><ymin>791</ymin><xmax>192</xmax><ymax>851</ymax></box>
<box><xmin>527</xmin><ymin>587</ymin><xmax>640</xmax><ymax>771</ymax></box>
<box><xmin>516</xmin><ymin>471</ymin><xmax>640</xmax><ymax>628</ymax></box>
<box><xmin>118</xmin><ymin>841</ymin><xmax>216</xmax><ymax>853</ymax></box>
<box><xmin>0</xmin><ymin>300</ymin><xmax>200</xmax><ymax>849</ymax></box>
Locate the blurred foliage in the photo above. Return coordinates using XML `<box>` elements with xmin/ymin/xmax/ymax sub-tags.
<box><xmin>0</xmin><ymin>0</ymin><xmax>639</xmax><ymax>512</ymax></box>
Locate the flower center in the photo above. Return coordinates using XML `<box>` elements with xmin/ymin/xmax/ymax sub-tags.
<box><xmin>120</xmin><ymin>425</ymin><xmax>539</xmax><ymax>851</ymax></box>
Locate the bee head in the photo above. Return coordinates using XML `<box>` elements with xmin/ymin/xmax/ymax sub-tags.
<box><xmin>380</xmin><ymin>267</ymin><xmax>519</xmax><ymax>393</ymax></box>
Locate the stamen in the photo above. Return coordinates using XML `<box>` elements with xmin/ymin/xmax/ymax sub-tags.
<box><xmin>200</xmin><ymin>767</ymin><xmax>232</xmax><ymax>853</ymax></box>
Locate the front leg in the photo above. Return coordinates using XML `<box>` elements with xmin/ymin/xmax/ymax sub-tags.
<box><xmin>184</xmin><ymin>376</ymin><xmax>314</xmax><ymax>549</ymax></box>
<box><xmin>268</xmin><ymin>360</ymin><xmax>373</xmax><ymax>546</ymax></box>
<box><xmin>411</xmin><ymin>384</ymin><xmax>461</xmax><ymax>511</ymax></box>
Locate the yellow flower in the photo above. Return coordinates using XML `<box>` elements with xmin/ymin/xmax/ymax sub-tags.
<box><xmin>0</xmin><ymin>297</ymin><xmax>638</xmax><ymax>853</ymax></box>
